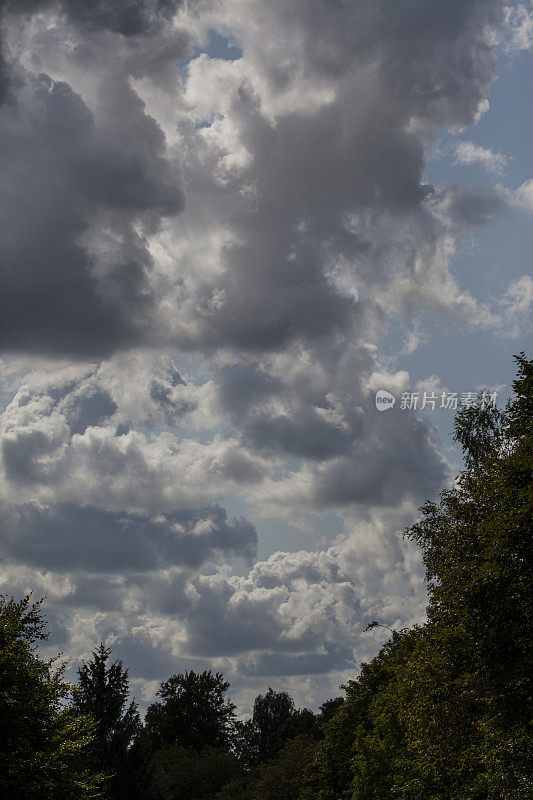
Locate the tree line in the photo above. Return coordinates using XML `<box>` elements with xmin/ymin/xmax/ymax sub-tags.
<box><xmin>1</xmin><ymin>353</ymin><xmax>531</xmax><ymax>799</ymax></box>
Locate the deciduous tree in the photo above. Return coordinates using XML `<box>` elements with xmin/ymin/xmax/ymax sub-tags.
<box><xmin>0</xmin><ymin>594</ymin><xmax>102</xmax><ymax>799</ymax></box>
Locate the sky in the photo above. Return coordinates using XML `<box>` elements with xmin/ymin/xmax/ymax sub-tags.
<box><xmin>0</xmin><ymin>0</ymin><xmax>531</xmax><ymax>714</ymax></box>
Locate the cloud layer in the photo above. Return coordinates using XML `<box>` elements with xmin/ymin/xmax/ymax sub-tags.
<box><xmin>0</xmin><ymin>0</ymin><xmax>528</xmax><ymax>709</ymax></box>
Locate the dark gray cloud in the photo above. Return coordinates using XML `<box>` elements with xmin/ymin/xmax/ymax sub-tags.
<box><xmin>233</xmin><ymin>0</ymin><xmax>505</xmax><ymax>128</ymax></box>
<box><xmin>0</xmin><ymin>41</ymin><xmax>10</xmax><ymax>104</ymax></box>
<box><xmin>217</xmin><ymin>365</ymin><xmax>283</xmax><ymax>419</ymax></box>
<box><xmin>66</xmin><ymin>388</ymin><xmax>117</xmax><ymax>435</ymax></box>
<box><xmin>60</xmin><ymin>0</ymin><xmax>182</xmax><ymax>37</ymax></box>
<box><xmin>0</xmin><ymin>70</ymin><xmax>183</xmax><ymax>356</ymax></box>
<box><xmin>217</xmin><ymin>364</ymin><xmax>356</xmax><ymax>460</ymax></box>
<box><xmin>433</xmin><ymin>185</ymin><xmax>506</xmax><ymax>228</ymax></box>
<box><xmin>0</xmin><ymin>502</ymin><xmax>257</xmax><ymax>571</ymax></box>
<box><xmin>0</xmin><ymin>0</ymin><xmax>508</xmax><ymax>358</ymax></box>
<box><xmin>102</xmin><ymin>635</ymin><xmax>203</xmax><ymax>683</ymax></box>
<box><xmin>2</xmin><ymin>427</ymin><xmax>62</xmax><ymax>484</ymax></box>
<box><xmin>0</xmin><ymin>0</ymin><xmax>186</xmax><ymax>357</ymax></box>
<box><xmin>240</xmin><ymin>644</ymin><xmax>355</xmax><ymax>677</ymax></box>
<box><xmin>313</xmin><ymin>406</ymin><xmax>447</xmax><ymax>509</ymax></box>
<box><xmin>244</xmin><ymin>411</ymin><xmax>354</xmax><ymax>461</ymax></box>
<box><xmin>0</xmin><ymin>0</ymin><xmax>181</xmax><ymax>36</ymax></box>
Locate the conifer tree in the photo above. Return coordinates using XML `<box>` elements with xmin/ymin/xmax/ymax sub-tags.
<box><xmin>73</xmin><ymin>643</ymin><xmax>141</xmax><ymax>799</ymax></box>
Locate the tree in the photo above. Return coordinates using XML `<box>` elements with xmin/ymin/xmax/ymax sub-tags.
<box><xmin>304</xmin><ymin>354</ymin><xmax>533</xmax><ymax>800</ymax></box>
<box><xmin>452</xmin><ymin>391</ymin><xmax>504</xmax><ymax>472</ymax></box>
<box><xmin>303</xmin><ymin>628</ymin><xmax>424</xmax><ymax>800</ymax></box>
<box><xmin>220</xmin><ymin>735</ymin><xmax>317</xmax><ymax>800</ymax></box>
<box><xmin>400</xmin><ymin>353</ymin><xmax>533</xmax><ymax>798</ymax></box>
<box><xmin>0</xmin><ymin>594</ymin><xmax>102</xmax><ymax>799</ymax></box>
<box><xmin>257</xmin><ymin>735</ymin><xmax>318</xmax><ymax>800</ymax></box>
<box><xmin>73</xmin><ymin>643</ymin><xmax>141</xmax><ymax>800</ymax></box>
<box><xmin>150</xmin><ymin>744</ymin><xmax>240</xmax><ymax>800</ymax></box>
<box><xmin>317</xmin><ymin>697</ymin><xmax>344</xmax><ymax>726</ymax></box>
<box><xmin>145</xmin><ymin>670</ymin><xmax>236</xmax><ymax>753</ymax></box>
<box><xmin>235</xmin><ymin>687</ymin><xmax>316</xmax><ymax>768</ymax></box>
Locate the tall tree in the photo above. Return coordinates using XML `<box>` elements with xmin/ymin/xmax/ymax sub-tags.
<box><xmin>401</xmin><ymin>354</ymin><xmax>533</xmax><ymax>797</ymax></box>
<box><xmin>235</xmin><ymin>688</ymin><xmax>308</xmax><ymax>768</ymax></box>
<box><xmin>302</xmin><ymin>627</ymin><xmax>424</xmax><ymax>800</ymax></box>
<box><xmin>305</xmin><ymin>354</ymin><xmax>533</xmax><ymax>800</ymax></box>
<box><xmin>0</xmin><ymin>594</ymin><xmax>101</xmax><ymax>799</ymax></box>
<box><xmin>145</xmin><ymin>670</ymin><xmax>236</xmax><ymax>753</ymax></box>
<box><xmin>73</xmin><ymin>643</ymin><xmax>141</xmax><ymax>799</ymax></box>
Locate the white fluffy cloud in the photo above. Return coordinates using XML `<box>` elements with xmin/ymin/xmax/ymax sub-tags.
<box><xmin>454</xmin><ymin>141</ymin><xmax>509</xmax><ymax>174</ymax></box>
<box><xmin>505</xmin><ymin>2</ymin><xmax>533</xmax><ymax>51</ymax></box>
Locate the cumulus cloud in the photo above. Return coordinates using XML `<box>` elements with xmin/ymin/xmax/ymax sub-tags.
<box><xmin>499</xmin><ymin>178</ymin><xmax>533</xmax><ymax>212</ymax></box>
<box><xmin>0</xmin><ymin>0</ymin><xmax>511</xmax><ymax>358</ymax></box>
<box><xmin>505</xmin><ymin>2</ymin><xmax>533</xmax><ymax>52</ymax></box>
<box><xmin>0</xmin><ymin>502</ymin><xmax>257</xmax><ymax>572</ymax></box>
<box><xmin>0</xmin><ymin>360</ymin><xmax>273</xmax><ymax>512</ymax></box>
<box><xmin>454</xmin><ymin>141</ymin><xmax>509</xmax><ymax>175</ymax></box>
<box><xmin>0</xmin><ymin>0</ymin><xmax>520</xmax><ymax>708</ymax></box>
<box><xmin>0</xmin><ymin>353</ymin><xmax>440</xmax><ymax>702</ymax></box>
<box><xmin>0</xmin><ymin>1</ymin><xmax>188</xmax><ymax>357</ymax></box>
<box><xmin>498</xmin><ymin>275</ymin><xmax>533</xmax><ymax>336</ymax></box>
<box><xmin>0</xmin><ymin>513</ymin><xmax>426</xmax><ymax>703</ymax></box>
<box><xmin>0</xmin><ymin>71</ymin><xmax>184</xmax><ymax>356</ymax></box>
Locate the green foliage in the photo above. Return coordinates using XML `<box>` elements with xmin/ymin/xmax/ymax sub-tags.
<box><xmin>452</xmin><ymin>392</ymin><xmax>503</xmax><ymax>472</ymax></box>
<box><xmin>253</xmin><ymin>734</ymin><xmax>317</xmax><ymax>800</ymax></box>
<box><xmin>72</xmin><ymin>643</ymin><xmax>142</xmax><ymax>799</ymax></box>
<box><xmin>235</xmin><ymin>687</ymin><xmax>318</xmax><ymax>768</ymax></box>
<box><xmin>0</xmin><ymin>594</ymin><xmax>102</xmax><ymax>799</ymax></box>
<box><xmin>304</xmin><ymin>628</ymin><xmax>424</xmax><ymax>800</ymax></box>
<box><xmin>399</xmin><ymin>353</ymin><xmax>533</xmax><ymax>798</ymax></box>
<box><xmin>151</xmin><ymin>744</ymin><xmax>240</xmax><ymax>800</ymax></box>
<box><xmin>221</xmin><ymin>735</ymin><xmax>317</xmax><ymax>800</ymax></box>
<box><xmin>318</xmin><ymin>696</ymin><xmax>344</xmax><ymax>725</ymax></box>
<box><xmin>304</xmin><ymin>353</ymin><xmax>533</xmax><ymax>800</ymax></box>
<box><xmin>145</xmin><ymin>670</ymin><xmax>236</xmax><ymax>753</ymax></box>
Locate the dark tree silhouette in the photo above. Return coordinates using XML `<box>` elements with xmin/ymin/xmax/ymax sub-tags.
<box><xmin>145</xmin><ymin>670</ymin><xmax>236</xmax><ymax>752</ymax></box>
<box><xmin>0</xmin><ymin>594</ymin><xmax>101</xmax><ymax>799</ymax></box>
<box><xmin>73</xmin><ymin>643</ymin><xmax>141</xmax><ymax>799</ymax></box>
<box><xmin>236</xmin><ymin>688</ymin><xmax>316</xmax><ymax>768</ymax></box>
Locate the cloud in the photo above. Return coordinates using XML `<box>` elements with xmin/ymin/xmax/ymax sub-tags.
<box><xmin>514</xmin><ymin>179</ymin><xmax>533</xmax><ymax>211</ymax></box>
<box><xmin>0</xmin><ymin>0</ymin><xmax>183</xmax><ymax>38</ymax></box>
<box><xmin>0</xmin><ymin>1</ymin><xmax>189</xmax><ymax>357</ymax></box>
<box><xmin>498</xmin><ymin>275</ymin><xmax>533</xmax><ymax>337</ymax></box>
<box><xmin>505</xmin><ymin>2</ymin><xmax>533</xmax><ymax>52</ymax></box>
<box><xmin>0</xmin><ymin>361</ymin><xmax>274</xmax><ymax>513</ymax></box>
<box><xmin>0</xmin><ymin>72</ymin><xmax>184</xmax><ymax>356</ymax></box>
<box><xmin>0</xmin><ymin>354</ymin><xmax>437</xmax><ymax>700</ymax></box>
<box><xmin>0</xmin><ymin>502</ymin><xmax>257</xmax><ymax>572</ymax></box>
<box><xmin>454</xmin><ymin>141</ymin><xmax>509</xmax><ymax>175</ymax></box>
<box><xmin>0</xmin><ymin>0</ymin><xmax>519</xmax><ymax>710</ymax></box>
<box><xmin>60</xmin><ymin>0</ymin><xmax>183</xmax><ymax>37</ymax></box>
<box><xmin>500</xmin><ymin>178</ymin><xmax>533</xmax><ymax>212</ymax></box>
<box><xmin>0</xmin><ymin>0</ymin><xmax>511</xmax><ymax>358</ymax></box>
